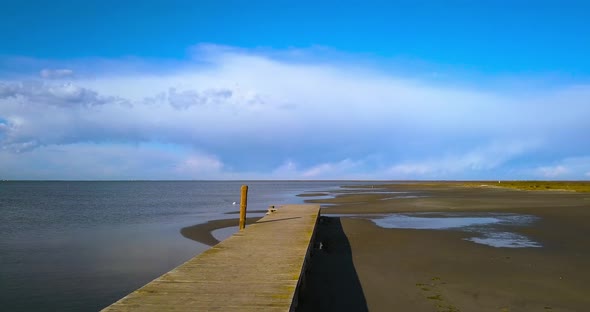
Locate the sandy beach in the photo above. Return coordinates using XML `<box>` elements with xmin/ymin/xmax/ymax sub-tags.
<box><xmin>298</xmin><ymin>183</ymin><xmax>590</xmax><ymax>312</ymax></box>
<box><xmin>177</xmin><ymin>182</ymin><xmax>590</xmax><ymax>311</ymax></box>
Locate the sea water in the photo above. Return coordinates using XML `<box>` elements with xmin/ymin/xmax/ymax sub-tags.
<box><xmin>0</xmin><ymin>181</ymin><xmax>355</xmax><ymax>312</ymax></box>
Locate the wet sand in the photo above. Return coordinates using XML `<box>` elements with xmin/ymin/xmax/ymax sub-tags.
<box><xmin>297</xmin><ymin>193</ymin><xmax>330</xmax><ymax>197</ymax></box>
<box><xmin>298</xmin><ymin>183</ymin><xmax>590</xmax><ymax>312</ymax></box>
<box><xmin>180</xmin><ymin>217</ymin><xmax>261</xmax><ymax>246</ymax></box>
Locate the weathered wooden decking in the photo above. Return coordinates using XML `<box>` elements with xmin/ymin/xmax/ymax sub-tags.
<box><xmin>102</xmin><ymin>204</ymin><xmax>320</xmax><ymax>312</ymax></box>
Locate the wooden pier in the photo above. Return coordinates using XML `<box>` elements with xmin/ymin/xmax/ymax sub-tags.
<box><xmin>102</xmin><ymin>204</ymin><xmax>320</xmax><ymax>312</ymax></box>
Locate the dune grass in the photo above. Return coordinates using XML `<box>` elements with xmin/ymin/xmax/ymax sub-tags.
<box><xmin>462</xmin><ymin>181</ymin><xmax>590</xmax><ymax>193</ymax></box>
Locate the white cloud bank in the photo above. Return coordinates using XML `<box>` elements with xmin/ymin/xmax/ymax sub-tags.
<box><xmin>0</xmin><ymin>44</ymin><xmax>589</xmax><ymax>179</ymax></box>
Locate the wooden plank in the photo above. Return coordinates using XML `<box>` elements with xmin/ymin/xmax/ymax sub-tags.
<box><xmin>102</xmin><ymin>204</ymin><xmax>320</xmax><ymax>312</ymax></box>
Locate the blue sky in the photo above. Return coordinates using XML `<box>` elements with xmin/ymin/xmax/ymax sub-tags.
<box><xmin>1</xmin><ymin>1</ymin><xmax>589</xmax><ymax>180</ymax></box>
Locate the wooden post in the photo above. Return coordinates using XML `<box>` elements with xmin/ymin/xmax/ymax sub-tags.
<box><xmin>239</xmin><ymin>185</ymin><xmax>248</xmax><ymax>230</ymax></box>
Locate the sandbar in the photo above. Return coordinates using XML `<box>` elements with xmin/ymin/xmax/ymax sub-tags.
<box><xmin>180</xmin><ymin>217</ymin><xmax>262</xmax><ymax>246</ymax></box>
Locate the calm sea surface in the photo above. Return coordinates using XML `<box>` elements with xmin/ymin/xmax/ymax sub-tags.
<box><xmin>0</xmin><ymin>181</ymin><xmax>367</xmax><ymax>311</ymax></box>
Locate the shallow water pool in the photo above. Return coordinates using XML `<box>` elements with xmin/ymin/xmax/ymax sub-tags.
<box><xmin>377</xmin><ymin>212</ymin><xmax>541</xmax><ymax>248</ymax></box>
<box><xmin>326</xmin><ymin>212</ymin><xmax>542</xmax><ymax>248</ymax></box>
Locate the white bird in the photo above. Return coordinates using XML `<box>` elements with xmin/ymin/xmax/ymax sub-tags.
<box><xmin>232</xmin><ymin>202</ymin><xmax>236</xmax><ymax>205</ymax></box>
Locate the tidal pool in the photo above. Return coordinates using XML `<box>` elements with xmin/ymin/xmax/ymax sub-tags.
<box><xmin>372</xmin><ymin>214</ymin><xmax>502</xmax><ymax>229</ymax></box>
<box><xmin>465</xmin><ymin>231</ymin><xmax>542</xmax><ymax>248</ymax></box>
<box><xmin>371</xmin><ymin>212</ymin><xmax>541</xmax><ymax>248</ymax></box>
<box><xmin>325</xmin><ymin>212</ymin><xmax>542</xmax><ymax>248</ymax></box>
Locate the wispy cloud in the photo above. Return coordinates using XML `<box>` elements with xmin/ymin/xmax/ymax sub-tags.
<box><xmin>387</xmin><ymin>141</ymin><xmax>539</xmax><ymax>179</ymax></box>
<box><xmin>0</xmin><ymin>80</ymin><xmax>123</xmax><ymax>107</ymax></box>
<box><xmin>0</xmin><ymin>44</ymin><xmax>589</xmax><ymax>179</ymax></box>
<box><xmin>0</xmin><ymin>142</ymin><xmax>225</xmax><ymax>180</ymax></box>
<box><xmin>533</xmin><ymin>157</ymin><xmax>590</xmax><ymax>180</ymax></box>
<box><xmin>174</xmin><ymin>154</ymin><xmax>224</xmax><ymax>176</ymax></box>
<box><xmin>537</xmin><ymin>165</ymin><xmax>569</xmax><ymax>178</ymax></box>
<box><xmin>40</xmin><ymin>68</ymin><xmax>74</xmax><ymax>79</ymax></box>
<box><xmin>301</xmin><ymin>159</ymin><xmax>365</xmax><ymax>179</ymax></box>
